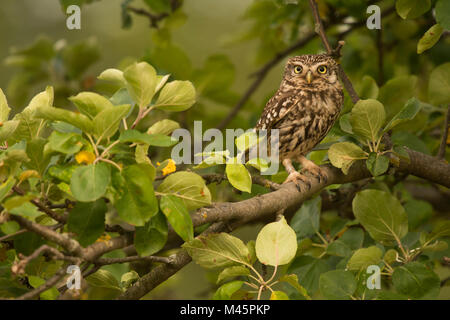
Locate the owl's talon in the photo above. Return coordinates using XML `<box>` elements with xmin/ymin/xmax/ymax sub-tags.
<box><xmin>283</xmin><ymin>171</ymin><xmax>310</xmax><ymax>193</ymax></box>
<box><xmin>300</xmin><ymin>164</ymin><xmax>328</xmax><ymax>184</ymax></box>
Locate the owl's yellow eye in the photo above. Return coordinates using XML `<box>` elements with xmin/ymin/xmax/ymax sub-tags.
<box><xmin>294</xmin><ymin>66</ymin><xmax>302</xmax><ymax>74</ymax></box>
<box><xmin>317</xmin><ymin>65</ymin><xmax>327</xmax><ymax>74</ymax></box>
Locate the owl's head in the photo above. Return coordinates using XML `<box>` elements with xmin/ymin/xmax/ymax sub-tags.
<box><xmin>283</xmin><ymin>54</ymin><xmax>339</xmax><ymax>89</ymax></box>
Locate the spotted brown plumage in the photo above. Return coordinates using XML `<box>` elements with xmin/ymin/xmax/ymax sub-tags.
<box><xmin>255</xmin><ymin>54</ymin><xmax>344</xmax><ymax>190</ymax></box>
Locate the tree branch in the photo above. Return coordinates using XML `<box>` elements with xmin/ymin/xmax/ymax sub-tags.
<box><xmin>127</xmin><ymin>0</ymin><xmax>181</xmax><ymax>29</ymax></box>
<box><xmin>15</xmin><ymin>268</ymin><xmax>67</xmax><ymax>300</ymax></box>
<box><xmin>117</xmin><ymin>222</ymin><xmax>227</xmax><ymax>300</ymax></box>
<box><xmin>308</xmin><ymin>0</ymin><xmax>359</xmax><ymax>103</ymax></box>
<box><xmin>118</xmin><ymin>148</ymin><xmax>450</xmax><ymax>299</ymax></box>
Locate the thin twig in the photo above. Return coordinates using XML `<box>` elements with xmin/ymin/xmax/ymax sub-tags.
<box><xmin>12</xmin><ymin>186</ymin><xmax>67</xmax><ymax>223</ymax></box>
<box><xmin>308</xmin><ymin>0</ymin><xmax>359</xmax><ymax>104</ymax></box>
<box><xmin>16</xmin><ymin>268</ymin><xmax>67</xmax><ymax>300</ymax></box>
<box><xmin>12</xmin><ymin>245</ymin><xmax>80</xmax><ymax>275</ymax></box>
<box><xmin>127</xmin><ymin>0</ymin><xmax>181</xmax><ymax>29</ymax></box>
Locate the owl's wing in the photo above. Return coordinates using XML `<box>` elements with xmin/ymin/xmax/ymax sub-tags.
<box><xmin>255</xmin><ymin>90</ymin><xmax>300</xmax><ymax>130</ymax></box>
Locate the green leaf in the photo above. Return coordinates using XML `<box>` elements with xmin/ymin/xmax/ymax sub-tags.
<box><xmin>270</xmin><ymin>291</ymin><xmax>289</xmax><ymax>300</ymax></box>
<box><xmin>384</xmin><ymin>249</ymin><xmax>399</xmax><ymax>264</ymax></box>
<box><xmin>319</xmin><ymin>270</ymin><xmax>357</xmax><ymax>300</ymax></box>
<box><xmin>213</xmin><ymin>281</ymin><xmax>243</xmax><ymax>300</ymax></box>
<box><xmin>147</xmin><ymin>119</ymin><xmax>180</xmax><ymax>135</ymax></box>
<box><xmin>70</xmin><ymin>162</ymin><xmax>111</xmax><ymax>202</ymax></box>
<box><xmin>383</xmin><ymin>98</ymin><xmax>421</xmax><ymax>132</ymax></box>
<box><xmin>86</xmin><ymin>269</ymin><xmax>122</xmax><ymax>292</ymax></box>
<box><xmin>346</xmin><ymin>246</ymin><xmax>383</xmax><ymax>271</ymax></box>
<box><xmin>28</xmin><ymin>85</ymin><xmax>54</xmax><ymax>110</ymax></box>
<box><xmin>110</xmin><ymin>87</ymin><xmax>135</xmax><ymax>106</ymax></box>
<box><xmin>0</xmin><ymin>88</ymin><xmax>10</xmax><ymax>122</ymax></box>
<box><xmin>47</xmin><ymin>131</ymin><xmax>84</xmax><ymax>155</ymax></box>
<box><xmin>143</xmin><ymin>0</ymin><xmax>171</xmax><ymax>13</ymax></box>
<box><xmin>182</xmin><ymin>232</ymin><xmax>250</xmax><ymax>269</ymax></box>
<box><xmin>0</xmin><ymin>221</ymin><xmax>20</xmax><ymax>235</ymax></box>
<box><xmin>225</xmin><ymin>163</ymin><xmax>252</xmax><ymax>193</ymax></box>
<box><xmin>28</xmin><ymin>276</ymin><xmax>59</xmax><ymax>300</ymax></box>
<box><xmin>339</xmin><ymin>113</ymin><xmax>353</xmax><ymax>134</ymax></box>
<box><xmin>160</xmin><ymin>195</ymin><xmax>193</xmax><ymax>242</ymax></box>
<box><xmin>119</xmin><ymin>129</ymin><xmax>178</xmax><ymax>147</ymax></box>
<box><xmin>155</xmin><ymin>74</ymin><xmax>171</xmax><ymax>93</ymax></box>
<box><xmin>391</xmin><ymin>131</ymin><xmax>430</xmax><ymax>154</ymax></box>
<box><xmin>35</xmin><ymin>105</ymin><xmax>94</xmax><ymax>134</ymax></box>
<box><xmin>0</xmin><ymin>177</ymin><xmax>16</xmax><ymax>202</ymax></box>
<box><xmin>287</xmin><ymin>256</ymin><xmax>332</xmax><ymax>294</ymax></box>
<box><xmin>278</xmin><ymin>274</ymin><xmax>311</xmax><ymax>299</ymax></box>
<box><xmin>26</xmin><ymin>138</ymin><xmax>51</xmax><ymax>175</ymax></box>
<box><xmin>68</xmin><ymin>199</ymin><xmax>106</xmax><ymax>247</ymax></box>
<box><xmin>98</xmin><ymin>68</ymin><xmax>126</xmax><ymax>86</ymax></box>
<box><xmin>358</xmin><ymin>75</ymin><xmax>379</xmax><ymax>99</ymax></box>
<box><xmin>352</xmin><ymin>190</ymin><xmax>408</xmax><ymax>246</ymax></box>
<box><xmin>246</xmin><ymin>157</ymin><xmax>269</xmax><ymax>173</ymax></box>
<box><xmin>153</xmin><ymin>80</ymin><xmax>196</xmax><ymax>112</ymax></box>
<box><xmin>427</xmin><ymin>221</ymin><xmax>450</xmax><ymax>243</ymax></box>
<box><xmin>93</xmin><ymin>104</ymin><xmax>131</xmax><ymax>141</ymax></box>
<box><xmin>366</xmin><ymin>153</ymin><xmax>389</xmax><ymax>177</ymax></box>
<box><xmin>115</xmin><ymin>164</ymin><xmax>158</xmax><ymax>226</ymax></box>
<box><xmin>235</xmin><ymin>131</ymin><xmax>258</xmax><ymax>151</ymax></box>
<box><xmin>328</xmin><ymin>142</ymin><xmax>367</xmax><ymax>174</ymax></box>
<box><xmin>123</xmin><ymin>62</ymin><xmax>158</xmax><ymax>107</ymax></box>
<box><xmin>217</xmin><ymin>266</ymin><xmax>250</xmax><ymax>284</ymax></box>
<box><xmin>194</xmin><ymin>154</ymin><xmax>227</xmax><ymax>169</ymax></box>
<box><xmin>4</xmin><ymin>195</ymin><xmax>35</xmax><ymax>211</ymax></box>
<box><xmin>62</xmin><ymin>38</ymin><xmax>100</xmax><ymax>79</ymax></box>
<box><xmin>396</xmin><ymin>0</ymin><xmax>431</xmax><ymax>19</ymax></box>
<box><xmin>14</xmin><ymin>232</ymin><xmax>45</xmax><ymax>256</ymax></box>
<box><xmin>350</xmin><ymin>99</ymin><xmax>386</xmax><ymax>143</ymax></box>
<box><xmin>69</xmin><ymin>92</ymin><xmax>114</xmax><ymax>119</ymax></box>
<box><xmin>379</xmin><ymin>75</ymin><xmax>417</xmax><ymax>119</ymax></box>
<box><xmin>392</xmin><ymin>262</ymin><xmax>440</xmax><ymax>299</ymax></box>
<box><xmin>134</xmin><ymin>211</ymin><xmax>168</xmax><ymax>256</ymax></box>
<box><xmin>193</xmin><ymin>55</ymin><xmax>235</xmax><ymax>96</ymax></box>
<box><xmin>121</xmin><ymin>271</ymin><xmax>139</xmax><ymax>289</ymax></box>
<box><xmin>290</xmin><ymin>196</ymin><xmax>321</xmax><ymax>238</ymax></box>
<box><xmin>157</xmin><ymin>171</ymin><xmax>211</xmax><ymax>210</ymax></box>
<box><xmin>0</xmin><ymin>120</ymin><xmax>19</xmax><ymax>143</ymax></box>
<box><xmin>255</xmin><ymin>217</ymin><xmax>297</xmax><ymax>266</ymax></box>
<box><xmin>326</xmin><ymin>240</ymin><xmax>352</xmax><ymax>257</ymax></box>
<box><xmin>340</xmin><ymin>228</ymin><xmax>365</xmax><ymax>250</ymax></box>
<box><xmin>436</xmin><ymin>0</ymin><xmax>450</xmax><ymax>29</ymax></box>
<box><xmin>9</xmin><ymin>87</ymin><xmax>53</xmax><ymax>142</ymax></box>
<box><xmin>428</xmin><ymin>62</ymin><xmax>450</xmax><ymax>105</ymax></box>
<box><xmin>404</xmin><ymin>199</ymin><xmax>433</xmax><ymax>230</ymax></box>
<box><xmin>417</xmin><ymin>24</ymin><xmax>443</xmax><ymax>54</ymax></box>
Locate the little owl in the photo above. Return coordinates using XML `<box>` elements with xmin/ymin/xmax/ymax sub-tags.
<box><xmin>255</xmin><ymin>54</ymin><xmax>344</xmax><ymax>190</ymax></box>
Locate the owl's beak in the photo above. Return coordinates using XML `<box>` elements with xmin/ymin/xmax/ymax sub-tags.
<box><xmin>306</xmin><ymin>71</ymin><xmax>312</xmax><ymax>84</ymax></box>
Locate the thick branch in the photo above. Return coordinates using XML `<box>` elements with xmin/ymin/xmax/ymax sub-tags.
<box><xmin>191</xmin><ymin>149</ymin><xmax>450</xmax><ymax>229</ymax></box>
<box><xmin>95</xmin><ymin>255</ymin><xmax>174</xmax><ymax>266</ymax></box>
<box><xmin>117</xmin><ymin>222</ymin><xmax>226</xmax><ymax>300</ymax></box>
<box><xmin>118</xmin><ymin>148</ymin><xmax>449</xmax><ymax>299</ymax></box>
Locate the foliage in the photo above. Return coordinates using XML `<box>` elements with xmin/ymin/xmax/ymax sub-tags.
<box><xmin>0</xmin><ymin>0</ymin><xmax>449</xmax><ymax>300</ymax></box>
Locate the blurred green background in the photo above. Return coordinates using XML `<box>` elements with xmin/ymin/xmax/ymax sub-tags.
<box><xmin>0</xmin><ymin>0</ymin><xmax>282</xmax><ymax>112</ymax></box>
